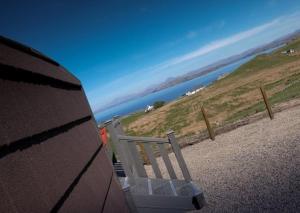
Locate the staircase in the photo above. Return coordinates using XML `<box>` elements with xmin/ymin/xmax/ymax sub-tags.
<box><xmin>104</xmin><ymin>118</ymin><xmax>205</xmax><ymax>212</ymax></box>
<box><xmin>113</xmin><ymin>161</ymin><xmax>126</xmax><ymax>177</ymax></box>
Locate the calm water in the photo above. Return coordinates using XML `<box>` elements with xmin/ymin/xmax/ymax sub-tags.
<box><xmin>95</xmin><ymin>46</ymin><xmax>283</xmax><ymax>123</ymax></box>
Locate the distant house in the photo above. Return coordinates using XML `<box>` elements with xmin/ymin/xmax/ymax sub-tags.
<box><xmin>281</xmin><ymin>49</ymin><xmax>295</xmax><ymax>55</ymax></box>
<box><xmin>145</xmin><ymin>105</ymin><xmax>154</xmax><ymax>112</ymax></box>
<box><xmin>287</xmin><ymin>49</ymin><xmax>295</xmax><ymax>54</ymax></box>
<box><xmin>185</xmin><ymin>86</ymin><xmax>205</xmax><ymax>96</ymax></box>
<box><xmin>185</xmin><ymin>91</ymin><xmax>196</xmax><ymax>96</ymax></box>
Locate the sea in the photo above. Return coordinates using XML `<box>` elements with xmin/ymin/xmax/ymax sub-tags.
<box><xmin>94</xmin><ymin>46</ymin><xmax>283</xmax><ymax>123</ymax></box>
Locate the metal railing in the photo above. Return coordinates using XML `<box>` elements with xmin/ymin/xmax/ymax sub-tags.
<box><xmin>104</xmin><ymin>118</ymin><xmax>192</xmax><ymax>185</ymax></box>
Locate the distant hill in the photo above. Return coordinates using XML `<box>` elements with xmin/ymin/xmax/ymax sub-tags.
<box><xmin>144</xmin><ymin>29</ymin><xmax>300</xmax><ymax>93</ymax></box>
<box><xmin>122</xmin><ymin>36</ymin><xmax>300</xmax><ymax>138</ymax></box>
<box><xmin>94</xmin><ymin>29</ymin><xmax>300</xmax><ymax>114</ymax></box>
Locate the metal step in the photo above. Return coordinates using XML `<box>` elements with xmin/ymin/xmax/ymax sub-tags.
<box><xmin>132</xmin><ymin>193</ymin><xmax>205</xmax><ymax>212</ymax></box>
<box><xmin>113</xmin><ymin>161</ymin><xmax>126</xmax><ymax>177</ymax></box>
<box><xmin>119</xmin><ymin>177</ymin><xmax>205</xmax><ymax>212</ymax></box>
<box><xmin>127</xmin><ymin>177</ymin><xmax>200</xmax><ymax>197</ymax></box>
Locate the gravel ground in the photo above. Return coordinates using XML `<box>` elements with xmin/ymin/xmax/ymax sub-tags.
<box><xmin>145</xmin><ymin>106</ymin><xmax>300</xmax><ymax>212</ymax></box>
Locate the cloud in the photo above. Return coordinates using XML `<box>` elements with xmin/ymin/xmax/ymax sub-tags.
<box><xmin>122</xmin><ymin>17</ymin><xmax>277</xmax><ymax>78</ymax></box>
<box><xmin>163</xmin><ymin>19</ymin><xmax>278</xmax><ymax>68</ymax></box>
<box><xmin>144</xmin><ymin>11</ymin><xmax>300</xmax><ymax>72</ymax></box>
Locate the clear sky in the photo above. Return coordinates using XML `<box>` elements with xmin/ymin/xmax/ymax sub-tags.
<box><xmin>1</xmin><ymin>0</ymin><xmax>300</xmax><ymax>112</ymax></box>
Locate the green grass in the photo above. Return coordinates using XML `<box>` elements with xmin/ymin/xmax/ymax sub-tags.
<box><xmin>196</xmin><ymin>112</ymin><xmax>203</xmax><ymax>122</ymax></box>
<box><xmin>269</xmin><ymin>80</ymin><xmax>300</xmax><ymax>104</ymax></box>
<box><xmin>227</xmin><ymin>80</ymin><xmax>300</xmax><ymax>123</ymax></box>
<box><xmin>134</xmin><ymin>104</ymin><xmax>192</xmax><ymax>136</ymax></box>
<box><xmin>265</xmin><ymin>79</ymin><xmax>285</xmax><ymax>90</ymax></box>
<box><xmin>163</xmin><ymin>105</ymin><xmax>190</xmax><ymax>134</ymax></box>
<box><xmin>122</xmin><ymin>37</ymin><xmax>300</xmax><ymax>137</ymax></box>
<box><xmin>121</xmin><ymin>111</ymin><xmax>145</xmax><ymax>127</ymax></box>
<box><xmin>228</xmin><ymin>54</ymin><xmax>294</xmax><ymax>79</ymax></box>
<box><xmin>281</xmin><ymin>38</ymin><xmax>300</xmax><ymax>51</ymax></box>
<box><xmin>226</xmin><ymin>102</ymin><xmax>265</xmax><ymax>123</ymax></box>
<box><xmin>217</xmin><ymin>38</ymin><xmax>300</xmax><ymax>84</ymax></box>
<box><xmin>265</xmin><ymin>72</ymin><xmax>300</xmax><ymax>90</ymax></box>
<box><xmin>229</xmin><ymin>84</ymin><xmax>254</xmax><ymax>97</ymax></box>
<box><xmin>230</xmin><ymin>87</ymin><xmax>250</xmax><ymax>97</ymax></box>
<box><xmin>208</xmin><ymin>38</ymin><xmax>300</xmax><ymax>124</ymax></box>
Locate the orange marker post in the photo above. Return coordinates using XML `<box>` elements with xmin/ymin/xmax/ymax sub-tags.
<box><xmin>100</xmin><ymin>127</ymin><xmax>108</xmax><ymax>145</ymax></box>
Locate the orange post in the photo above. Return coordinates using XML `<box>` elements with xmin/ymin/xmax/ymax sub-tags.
<box><xmin>99</xmin><ymin>127</ymin><xmax>108</xmax><ymax>145</ymax></box>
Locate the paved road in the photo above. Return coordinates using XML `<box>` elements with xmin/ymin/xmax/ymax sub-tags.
<box><xmin>149</xmin><ymin>105</ymin><xmax>300</xmax><ymax>212</ymax></box>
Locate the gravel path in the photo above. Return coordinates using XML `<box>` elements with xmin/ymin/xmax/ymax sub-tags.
<box><xmin>145</xmin><ymin>105</ymin><xmax>300</xmax><ymax>212</ymax></box>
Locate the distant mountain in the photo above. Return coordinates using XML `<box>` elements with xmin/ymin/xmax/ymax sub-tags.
<box><xmin>94</xmin><ymin>29</ymin><xmax>300</xmax><ymax>113</ymax></box>
<box><xmin>143</xmin><ymin>29</ymin><xmax>300</xmax><ymax>93</ymax></box>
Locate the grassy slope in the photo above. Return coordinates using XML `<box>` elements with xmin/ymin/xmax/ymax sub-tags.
<box><xmin>122</xmin><ymin>38</ymin><xmax>300</xmax><ymax>137</ymax></box>
<box><xmin>122</xmin><ymin>111</ymin><xmax>145</xmax><ymax>126</ymax></box>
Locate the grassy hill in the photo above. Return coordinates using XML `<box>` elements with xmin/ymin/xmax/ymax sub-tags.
<box><xmin>122</xmin><ymin>37</ymin><xmax>300</xmax><ymax>138</ymax></box>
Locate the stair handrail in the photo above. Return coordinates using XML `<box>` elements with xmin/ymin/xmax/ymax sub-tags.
<box><xmin>104</xmin><ymin>118</ymin><xmax>192</xmax><ymax>183</ymax></box>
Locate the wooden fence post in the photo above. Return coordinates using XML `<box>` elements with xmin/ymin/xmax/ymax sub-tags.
<box><xmin>260</xmin><ymin>86</ymin><xmax>274</xmax><ymax>120</ymax></box>
<box><xmin>201</xmin><ymin>105</ymin><xmax>215</xmax><ymax>141</ymax></box>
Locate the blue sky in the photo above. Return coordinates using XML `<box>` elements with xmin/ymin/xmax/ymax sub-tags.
<box><xmin>1</xmin><ymin>0</ymin><xmax>300</xmax><ymax>112</ymax></box>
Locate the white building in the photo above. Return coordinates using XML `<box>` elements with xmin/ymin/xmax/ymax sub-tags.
<box><xmin>288</xmin><ymin>49</ymin><xmax>295</xmax><ymax>54</ymax></box>
<box><xmin>145</xmin><ymin>105</ymin><xmax>154</xmax><ymax>112</ymax></box>
<box><xmin>281</xmin><ymin>49</ymin><xmax>295</xmax><ymax>55</ymax></box>
<box><xmin>185</xmin><ymin>87</ymin><xmax>205</xmax><ymax>96</ymax></box>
